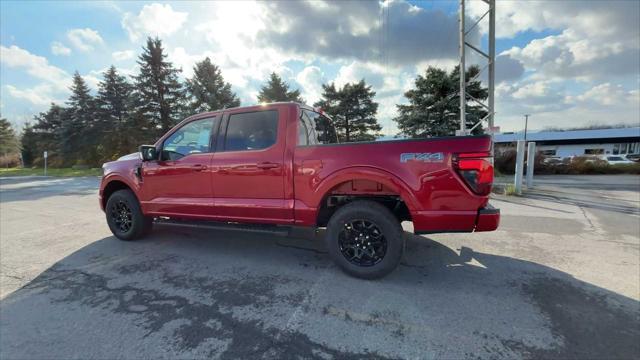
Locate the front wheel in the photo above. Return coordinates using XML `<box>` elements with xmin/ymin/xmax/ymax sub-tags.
<box><xmin>325</xmin><ymin>200</ymin><xmax>404</xmax><ymax>279</ymax></box>
<box><xmin>105</xmin><ymin>189</ymin><xmax>153</xmax><ymax>241</ymax></box>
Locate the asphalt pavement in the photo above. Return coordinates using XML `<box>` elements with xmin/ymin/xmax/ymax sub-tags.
<box><xmin>0</xmin><ymin>175</ymin><xmax>638</xmax><ymax>359</ymax></box>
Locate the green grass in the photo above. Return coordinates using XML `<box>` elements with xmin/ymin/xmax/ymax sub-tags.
<box><xmin>0</xmin><ymin>167</ymin><xmax>102</xmax><ymax>177</ymax></box>
<box><xmin>503</xmin><ymin>184</ymin><xmax>519</xmax><ymax>196</ymax></box>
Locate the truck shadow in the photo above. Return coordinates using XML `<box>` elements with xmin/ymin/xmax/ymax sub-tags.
<box><xmin>1</xmin><ymin>228</ymin><xmax>638</xmax><ymax>359</ymax></box>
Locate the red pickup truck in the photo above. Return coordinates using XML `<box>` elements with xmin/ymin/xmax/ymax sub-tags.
<box><xmin>100</xmin><ymin>102</ymin><xmax>499</xmax><ymax>278</ymax></box>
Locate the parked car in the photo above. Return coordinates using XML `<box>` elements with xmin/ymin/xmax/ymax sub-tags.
<box><xmin>625</xmin><ymin>154</ymin><xmax>640</xmax><ymax>162</ymax></box>
<box><xmin>542</xmin><ymin>156</ymin><xmax>566</xmax><ymax>166</ymax></box>
<box><xmin>99</xmin><ymin>102</ymin><xmax>499</xmax><ymax>279</ymax></box>
<box><xmin>598</xmin><ymin>155</ymin><xmax>635</xmax><ymax>165</ymax></box>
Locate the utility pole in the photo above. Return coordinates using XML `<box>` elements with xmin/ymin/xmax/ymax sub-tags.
<box><xmin>514</xmin><ymin>140</ymin><xmax>525</xmax><ymax>195</ymax></box>
<box><xmin>524</xmin><ymin>114</ymin><xmax>530</xmax><ymax>142</ymax></box>
<box><xmin>458</xmin><ymin>0</ymin><xmax>466</xmax><ymax>136</ymax></box>
<box><xmin>488</xmin><ymin>0</ymin><xmax>495</xmax><ymax>132</ymax></box>
<box><xmin>457</xmin><ymin>0</ymin><xmax>496</xmax><ymax>136</ymax></box>
<box><xmin>526</xmin><ymin>141</ymin><xmax>536</xmax><ymax>188</ymax></box>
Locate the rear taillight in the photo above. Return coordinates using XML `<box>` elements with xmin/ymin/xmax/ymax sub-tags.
<box><xmin>453</xmin><ymin>152</ymin><xmax>494</xmax><ymax>196</ymax></box>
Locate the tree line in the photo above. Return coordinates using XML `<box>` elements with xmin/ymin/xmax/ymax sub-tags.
<box><xmin>5</xmin><ymin>36</ymin><xmax>487</xmax><ymax>168</ymax></box>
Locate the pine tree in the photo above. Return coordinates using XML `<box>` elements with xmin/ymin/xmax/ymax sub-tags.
<box><xmin>133</xmin><ymin>37</ymin><xmax>186</xmax><ymax>136</ymax></box>
<box><xmin>257</xmin><ymin>72</ymin><xmax>303</xmax><ymax>103</ymax></box>
<box><xmin>186</xmin><ymin>57</ymin><xmax>240</xmax><ymax>113</ymax></box>
<box><xmin>25</xmin><ymin>104</ymin><xmax>65</xmax><ymax>166</ymax></box>
<box><xmin>0</xmin><ymin>117</ymin><xmax>19</xmax><ymax>156</ymax></box>
<box><xmin>394</xmin><ymin>65</ymin><xmax>487</xmax><ymax>138</ymax></box>
<box><xmin>314</xmin><ymin>80</ymin><xmax>381</xmax><ymax>142</ymax></box>
<box><xmin>63</xmin><ymin>72</ymin><xmax>96</xmax><ymax>165</ymax></box>
<box><xmin>96</xmin><ymin>65</ymin><xmax>134</xmax><ymax>159</ymax></box>
<box><xmin>20</xmin><ymin>122</ymin><xmax>38</xmax><ymax>167</ymax></box>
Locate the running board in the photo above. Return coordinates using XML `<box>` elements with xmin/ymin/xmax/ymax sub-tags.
<box><xmin>153</xmin><ymin>218</ymin><xmax>291</xmax><ymax>236</ymax></box>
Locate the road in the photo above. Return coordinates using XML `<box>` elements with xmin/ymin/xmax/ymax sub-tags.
<box><xmin>1</xmin><ymin>175</ymin><xmax>639</xmax><ymax>359</ymax></box>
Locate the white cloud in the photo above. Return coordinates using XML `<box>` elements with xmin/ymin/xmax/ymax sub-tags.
<box><xmin>167</xmin><ymin>47</ymin><xmax>216</xmax><ymax>78</ymax></box>
<box><xmin>462</xmin><ymin>0</ymin><xmax>640</xmax><ymax>131</ymax></box>
<box><xmin>468</xmin><ymin>0</ymin><xmax>639</xmax><ymax>40</ymax></box>
<box><xmin>83</xmin><ymin>71</ymin><xmax>102</xmax><ymax>91</ymax></box>
<box><xmin>257</xmin><ymin>0</ymin><xmax>473</xmax><ymax>67</ymax></box>
<box><xmin>112</xmin><ymin>50</ymin><xmax>135</xmax><ymax>61</ymax></box>
<box><xmin>190</xmin><ymin>1</ymin><xmax>295</xmax><ymax>85</ymax></box>
<box><xmin>512</xmin><ymin>81</ymin><xmax>554</xmax><ymax>100</ymax></box>
<box><xmin>470</xmin><ymin>1</ymin><xmax>639</xmax><ymax>82</ymax></box>
<box><xmin>50</xmin><ymin>41</ymin><xmax>71</xmax><ymax>56</ymax></box>
<box><xmin>0</xmin><ymin>45</ymin><xmax>70</xmax><ymax>90</ymax></box>
<box><xmin>493</xmin><ymin>79</ymin><xmax>640</xmax><ymax>132</ymax></box>
<box><xmin>505</xmin><ymin>29</ymin><xmax>638</xmax><ymax>81</ymax></box>
<box><xmin>5</xmin><ymin>84</ymin><xmax>58</xmax><ymax>106</ymax></box>
<box><xmin>296</xmin><ymin>66</ymin><xmax>325</xmax><ymax>105</ymax></box>
<box><xmin>121</xmin><ymin>3</ymin><xmax>188</xmax><ymax>41</ymax></box>
<box><xmin>67</xmin><ymin>28</ymin><xmax>104</xmax><ymax>52</ymax></box>
<box><xmin>2</xmin><ymin>0</ymin><xmax>638</xmax><ymax>135</ymax></box>
<box><xmin>567</xmin><ymin>83</ymin><xmax>640</xmax><ymax>107</ymax></box>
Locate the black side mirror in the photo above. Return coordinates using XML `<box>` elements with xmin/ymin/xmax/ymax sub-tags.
<box><xmin>139</xmin><ymin>145</ymin><xmax>157</xmax><ymax>161</ymax></box>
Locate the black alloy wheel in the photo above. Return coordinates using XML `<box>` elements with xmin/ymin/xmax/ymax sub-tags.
<box><xmin>105</xmin><ymin>189</ymin><xmax>152</xmax><ymax>241</ymax></box>
<box><xmin>338</xmin><ymin>219</ymin><xmax>387</xmax><ymax>266</ymax></box>
<box><xmin>325</xmin><ymin>200</ymin><xmax>404</xmax><ymax>279</ymax></box>
<box><xmin>110</xmin><ymin>200</ymin><xmax>133</xmax><ymax>233</ymax></box>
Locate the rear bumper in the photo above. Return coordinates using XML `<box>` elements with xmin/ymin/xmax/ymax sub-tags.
<box><xmin>475</xmin><ymin>205</ymin><xmax>500</xmax><ymax>232</ymax></box>
<box><xmin>412</xmin><ymin>205</ymin><xmax>500</xmax><ymax>234</ymax></box>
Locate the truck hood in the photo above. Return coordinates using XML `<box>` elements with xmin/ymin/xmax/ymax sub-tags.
<box><xmin>117</xmin><ymin>152</ymin><xmax>141</xmax><ymax>161</ymax></box>
<box><xmin>102</xmin><ymin>152</ymin><xmax>142</xmax><ymax>176</ymax></box>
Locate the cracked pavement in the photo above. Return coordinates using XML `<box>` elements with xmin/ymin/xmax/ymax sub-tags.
<box><xmin>1</xmin><ymin>175</ymin><xmax>639</xmax><ymax>359</ymax></box>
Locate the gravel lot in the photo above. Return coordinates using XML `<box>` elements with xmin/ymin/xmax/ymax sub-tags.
<box><xmin>1</xmin><ymin>175</ymin><xmax>639</xmax><ymax>359</ymax></box>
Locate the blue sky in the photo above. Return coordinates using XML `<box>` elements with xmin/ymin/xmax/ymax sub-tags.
<box><xmin>1</xmin><ymin>0</ymin><xmax>639</xmax><ymax>135</ymax></box>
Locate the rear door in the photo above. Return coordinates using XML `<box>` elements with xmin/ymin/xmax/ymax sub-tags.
<box><xmin>211</xmin><ymin>107</ymin><xmax>292</xmax><ymax>223</ymax></box>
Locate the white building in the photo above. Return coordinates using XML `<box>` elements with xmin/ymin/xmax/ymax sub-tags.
<box><xmin>494</xmin><ymin>127</ymin><xmax>640</xmax><ymax>158</ymax></box>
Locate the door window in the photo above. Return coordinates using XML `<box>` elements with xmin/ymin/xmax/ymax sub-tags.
<box><xmin>224</xmin><ymin>110</ymin><xmax>278</xmax><ymax>151</ymax></box>
<box><xmin>298</xmin><ymin>115</ymin><xmax>310</xmax><ymax>146</ymax></box>
<box><xmin>162</xmin><ymin>117</ymin><xmax>215</xmax><ymax>160</ymax></box>
<box><xmin>299</xmin><ymin>110</ymin><xmax>338</xmax><ymax>145</ymax></box>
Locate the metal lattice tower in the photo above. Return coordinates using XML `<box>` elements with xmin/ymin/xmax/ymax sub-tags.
<box><xmin>457</xmin><ymin>0</ymin><xmax>495</xmax><ymax>136</ymax></box>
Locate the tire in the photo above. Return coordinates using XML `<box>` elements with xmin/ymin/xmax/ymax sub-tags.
<box><xmin>325</xmin><ymin>200</ymin><xmax>404</xmax><ymax>279</ymax></box>
<box><xmin>105</xmin><ymin>189</ymin><xmax>153</xmax><ymax>241</ymax></box>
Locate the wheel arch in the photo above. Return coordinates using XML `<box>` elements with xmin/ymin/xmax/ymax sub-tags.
<box><xmin>101</xmin><ymin>177</ymin><xmax>137</xmax><ymax>209</ymax></box>
<box><xmin>313</xmin><ymin>167</ymin><xmax>419</xmax><ymax>227</ymax></box>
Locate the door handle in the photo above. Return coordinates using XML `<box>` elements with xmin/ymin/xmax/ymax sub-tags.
<box><xmin>256</xmin><ymin>162</ymin><xmax>279</xmax><ymax>169</ymax></box>
<box><xmin>191</xmin><ymin>164</ymin><xmax>207</xmax><ymax>171</ymax></box>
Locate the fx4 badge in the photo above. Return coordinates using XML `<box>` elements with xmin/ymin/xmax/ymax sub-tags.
<box><xmin>400</xmin><ymin>152</ymin><xmax>444</xmax><ymax>163</ymax></box>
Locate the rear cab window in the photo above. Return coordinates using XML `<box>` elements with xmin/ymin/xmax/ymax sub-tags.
<box><xmin>298</xmin><ymin>109</ymin><xmax>338</xmax><ymax>146</ymax></box>
<box><xmin>223</xmin><ymin>110</ymin><xmax>279</xmax><ymax>151</ymax></box>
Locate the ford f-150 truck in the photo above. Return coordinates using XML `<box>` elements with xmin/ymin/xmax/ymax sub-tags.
<box><xmin>100</xmin><ymin>102</ymin><xmax>499</xmax><ymax>278</ymax></box>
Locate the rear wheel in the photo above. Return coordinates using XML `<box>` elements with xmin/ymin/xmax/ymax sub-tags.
<box><xmin>105</xmin><ymin>189</ymin><xmax>152</xmax><ymax>241</ymax></box>
<box><xmin>325</xmin><ymin>200</ymin><xmax>404</xmax><ymax>279</ymax></box>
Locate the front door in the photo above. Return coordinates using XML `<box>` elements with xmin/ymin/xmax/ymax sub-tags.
<box><xmin>141</xmin><ymin>117</ymin><xmax>217</xmax><ymax>218</ymax></box>
<box><xmin>211</xmin><ymin>108</ymin><xmax>292</xmax><ymax>223</ymax></box>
